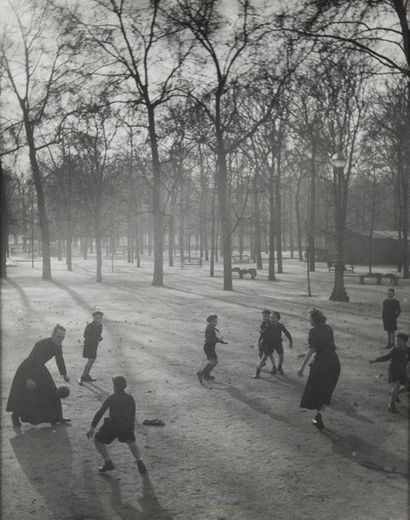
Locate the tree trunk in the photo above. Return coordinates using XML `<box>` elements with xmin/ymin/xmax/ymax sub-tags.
<box><xmin>0</xmin><ymin>160</ymin><xmax>8</xmax><ymax>279</ymax></box>
<box><xmin>210</xmin><ymin>180</ymin><xmax>216</xmax><ymax>277</ymax></box>
<box><xmin>275</xmin><ymin>157</ymin><xmax>283</xmax><ymax>274</ymax></box>
<box><xmin>147</xmin><ymin>105</ymin><xmax>163</xmax><ymax>286</ymax></box>
<box><xmin>25</xmin><ymin>119</ymin><xmax>52</xmax><ymax>280</ymax></box>
<box><xmin>295</xmin><ymin>173</ymin><xmax>304</xmax><ymax>261</ymax></box>
<box><xmin>253</xmin><ymin>175</ymin><xmax>263</xmax><ymax>270</ymax></box>
<box><xmin>268</xmin><ymin>164</ymin><xmax>276</xmax><ymax>281</ymax></box>
<box><xmin>95</xmin><ymin>209</ymin><xmax>102</xmax><ymax>283</ymax></box>
<box><xmin>308</xmin><ymin>142</ymin><xmax>317</xmax><ymax>272</ymax></box>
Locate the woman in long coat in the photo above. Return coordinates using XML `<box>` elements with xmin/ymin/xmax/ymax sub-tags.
<box><xmin>6</xmin><ymin>324</ymin><xmax>71</xmax><ymax>426</ymax></box>
<box><xmin>298</xmin><ymin>309</ymin><xmax>340</xmax><ymax>430</ymax></box>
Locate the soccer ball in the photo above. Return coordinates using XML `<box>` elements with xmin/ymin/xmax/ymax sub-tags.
<box><xmin>56</xmin><ymin>385</ymin><xmax>70</xmax><ymax>399</ymax></box>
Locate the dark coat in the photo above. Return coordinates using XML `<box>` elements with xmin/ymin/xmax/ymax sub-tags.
<box><xmin>6</xmin><ymin>338</ymin><xmax>67</xmax><ymax>424</ymax></box>
<box><xmin>300</xmin><ymin>324</ymin><xmax>341</xmax><ymax>410</ymax></box>
<box><xmin>382</xmin><ymin>299</ymin><xmax>401</xmax><ymax>331</ymax></box>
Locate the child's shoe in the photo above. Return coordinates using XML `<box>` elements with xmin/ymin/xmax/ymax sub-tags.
<box><xmin>253</xmin><ymin>369</ymin><xmax>261</xmax><ymax>379</ymax></box>
<box><xmin>196</xmin><ymin>371</ymin><xmax>203</xmax><ymax>384</ymax></box>
<box><xmin>137</xmin><ymin>460</ymin><xmax>147</xmax><ymax>475</ymax></box>
<box><xmin>277</xmin><ymin>367</ymin><xmax>284</xmax><ymax>375</ymax></box>
<box><xmin>11</xmin><ymin>412</ymin><xmax>21</xmax><ymax>427</ymax></box>
<box><xmin>271</xmin><ymin>367</ymin><xmax>277</xmax><ymax>375</ymax></box>
<box><xmin>203</xmin><ymin>374</ymin><xmax>215</xmax><ymax>380</ymax></box>
<box><xmin>312</xmin><ymin>412</ymin><xmax>324</xmax><ymax>430</ymax></box>
<box><xmin>388</xmin><ymin>404</ymin><xmax>399</xmax><ymax>414</ymax></box>
<box><xmin>99</xmin><ymin>460</ymin><xmax>115</xmax><ymax>473</ymax></box>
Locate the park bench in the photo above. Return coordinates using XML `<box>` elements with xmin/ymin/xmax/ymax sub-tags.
<box><xmin>232</xmin><ymin>254</ymin><xmax>250</xmax><ymax>263</ymax></box>
<box><xmin>327</xmin><ymin>262</ymin><xmax>354</xmax><ymax>273</ymax></box>
<box><xmin>232</xmin><ymin>267</ymin><xmax>257</xmax><ymax>279</ymax></box>
<box><xmin>359</xmin><ymin>272</ymin><xmax>399</xmax><ymax>286</ymax></box>
<box><xmin>182</xmin><ymin>257</ymin><xmax>202</xmax><ymax>267</ymax></box>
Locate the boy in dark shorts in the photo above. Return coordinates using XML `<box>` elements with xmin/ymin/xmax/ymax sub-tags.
<box><xmin>382</xmin><ymin>288</ymin><xmax>401</xmax><ymax>349</ymax></box>
<box><xmin>253</xmin><ymin>311</ymin><xmax>293</xmax><ymax>378</ymax></box>
<box><xmin>79</xmin><ymin>311</ymin><xmax>104</xmax><ymax>384</ymax></box>
<box><xmin>86</xmin><ymin>375</ymin><xmax>147</xmax><ymax>474</ymax></box>
<box><xmin>197</xmin><ymin>314</ymin><xmax>227</xmax><ymax>383</ymax></box>
<box><xmin>370</xmin><ymin>332</ymin><xmax>410</xmax><ymax>413</ymax></box>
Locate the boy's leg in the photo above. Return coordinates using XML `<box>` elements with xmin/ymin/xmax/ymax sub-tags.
<box><xmin>389</xmin><ymin>382</ymin><xmax>400</xmax><ymax>411</ymax></box>
<box><xmin>127</xmin><ymin>441</ymin><xmax>147</xmax><ymax>474</ymax></box>
<box><xmin>277</xmin><ymin>353</ymin><xmax>284</xmax><ymax>374</ymax></box>
<box><xmin>204</xmin><ymin>359</ymin><xmax>217</xmax><ymax>377</ymax></box>
<box><xmin>268</xmin><ymin>354</ymin><xmax>277</xmax><ymax>374</ymax></box>
<box><xmin>94</xmin><ymin>438</ymin><xmax>115</xmax><ymax>471</ymax></box>
<box><xmin>254</xmin><ymin>354</ymin><xmax>268</xmax><ymax>377</ymax></box>
<box><xmin>81</xmin><ymin>358</ymin><xmax>96</xmax><ymax>381</ymax></box>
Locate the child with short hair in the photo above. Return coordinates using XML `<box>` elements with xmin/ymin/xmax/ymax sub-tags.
<box><xmin>254</xmin><ymin>311</ymin><xmax>293</xmax><ymax>378</ymax></box>
<box><xmin>370</xmin><ymin>332</ymin><xmax>410</xmax><ymax>413</ymax></box>
<box><xmin>86</xmin><ymin>375</ymin><xmax>147</xmax><ymax>474</ymax></box>
<box><xmin>197</xmin><ymin>314</ymin><xmax>227</xmax><ymax>383</ymax></box>
<box><xmin>79</xmin><ymin>311</ymin><xmax>104</xmax><ymax>384</ymax></box>
<box><xmin>382</xmin><ymin>288</ymin><xmax>401</xmax><ymax>349</ymax></box>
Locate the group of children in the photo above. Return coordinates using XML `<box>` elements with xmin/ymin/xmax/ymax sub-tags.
<box><xmin>196</xmin><ymin>287</ymin><xmax>409</xmax><ymax>416</ymax></box>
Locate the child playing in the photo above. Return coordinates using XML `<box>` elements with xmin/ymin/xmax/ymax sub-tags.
<box><xmin>382</xmin><ymin>288</ymin><xmax>401</xmax><ymax>349</ymax></box>
<box><xmin>197</xmin><ymin>314</ymin><xmax>227</xmax><ymax>383</ymax></box>
<box><xmin>258</xmin><ymin>309</ymin><xmax>271</xmax><ymax>362</ymax></box>
<box><xmin>79</xmin><ymin>311</ymin><xmax>104</xmax><ymax>384</ymax></box>
<box><xmin>86</xmin><ymin>375</ymin><xmax>147</xmax><ymax>474</ymax></box>
<box><xmin>254</xmin><ymin>311</ymin><xmax>293</xmax><ymax>378</ymax></box>
<box><xmin>370</xmin><ymin>332</ymin><xmax>409</xmax><ymax>413</ymax></box>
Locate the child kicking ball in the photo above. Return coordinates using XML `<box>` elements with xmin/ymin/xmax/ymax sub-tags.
<box><xmin>86</xmin><ymin>375</ymin><xmax>147</xmax><ymax>474</ymax></box>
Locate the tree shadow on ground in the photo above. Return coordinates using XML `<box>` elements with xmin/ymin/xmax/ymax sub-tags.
<box><xmin>101</xmin><ymin>473</ymin><xmax>174</xmax><ymax>520</ymax></box>
<box><xmin>9</xmin><ymin>426</ymin><xmax>97</xmax><ymax>519</ymax></box>
<box><xmin>50</xmin><ymin>279</ymin><xmax>94</xmax><ymax>314</ymax></box>
<box><xmin>5</xmin><ymin>278</ymin><xmax>36</xmax><ymax>316</ymax></box>
<box><xmin>322</xmin><ymin>428</ymin><xmax>407</xmax><ymax>478</ymax></box>
<box><xmin>209</xmin><ymin>381</ymin><xmax>293</xmax><ymax>426</ymax></box>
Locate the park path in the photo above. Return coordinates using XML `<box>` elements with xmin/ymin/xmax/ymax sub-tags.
<box><xmin>1</xmin><ymin>258</ymin><xmax>408</xmax><ymax>520</ymax></box>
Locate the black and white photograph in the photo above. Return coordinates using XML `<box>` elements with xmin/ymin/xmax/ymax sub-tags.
<box><xmin>1</xmin><ymin>0</ymin><xmax>409</xmax><ymax>519</ymax></box>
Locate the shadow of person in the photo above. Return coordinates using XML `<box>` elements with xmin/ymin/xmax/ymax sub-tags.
<box><xmin>322</xmin><ymin>428</ymin><xmax>407</xmax><ymax>478</ymax></box>
<box><xmin>10</xmin><ymin>426</ymin><xmax>76</xmax><ymax>518</ymax></box>
<box><xmin>102</xmin><ymin>473</ymin><xmax>174</xmax><ymax>520</ymax></box>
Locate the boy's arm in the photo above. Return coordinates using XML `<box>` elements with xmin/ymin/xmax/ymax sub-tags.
<box><xmin>396</xmin><ymin>302</ymin><xmax>401</xmax><ymax>317</ymax></box>
<box><xmin>87</xmin><ymin>397</ymin><xmax>110</xmax><ymax>438</ymax></box>
<box><xmin>370</xmin><ymin>352</ymin><xmax>392</xmax><ymax>364</ymax></box>
<box><xmin>281</xmin><ymin>324</ymin><xmax>293</xmax><ymax>347</ymax></box>
<box><xmin>84</xmin><ymin>324</ymin><xmax>91</xmax><ymax>340</ymax></box>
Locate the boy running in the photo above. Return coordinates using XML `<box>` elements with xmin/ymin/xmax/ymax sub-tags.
<box><xmin>254</xmin><ymin>311</ymin><xmax>293</xmax><ymax>378</ymax></box>
<box><xmin>370</xmin><ymin>332</ymin><xmax>409</xmax><ymax>413</ymax></box>
<box><xmin>79</xmin><ymin>311</ymin><xmax>104</xmax><ymax>384</ymax></box>
<box><xmin>197</xmin><ymin>314</ymin><xmax>228</xmax><ymax>383</ymax></box>
<box><xmin>86</xmin><ymin>375</ymin><xmax>147</xmax><ymax>474</ymax></box>
<box><xmin>258</xmin><ymin>309</ymin><xmax>271</xmax><ymax>362</ymax></box>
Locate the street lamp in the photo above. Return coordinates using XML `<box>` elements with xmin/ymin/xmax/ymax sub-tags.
<box><xmin>329</xmin><ymin>150</ymin><xmax>349</xmax><ymax>302</ymax></box>
<box><xmin>332</xmin><ymin>152</ymin><xmax>347</xmax><ymax>169</ymax></box>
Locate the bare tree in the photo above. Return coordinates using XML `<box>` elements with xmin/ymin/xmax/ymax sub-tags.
<box><xmin>1</xmin><ymin>0</ymin><xmax>76</xmax><ymax>279</ymax></box>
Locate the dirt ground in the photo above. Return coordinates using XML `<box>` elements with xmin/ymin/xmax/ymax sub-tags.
<box><xmin>1</xmin><ymin>255</ymin><xmax>409</xmax><ymax>520</ymax></box>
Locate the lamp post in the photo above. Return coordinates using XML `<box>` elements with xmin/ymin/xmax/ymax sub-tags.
<box><xmin>330</xmin><ymin>151</ymin><xmax>349</xmax><ymax>302</ymax></box>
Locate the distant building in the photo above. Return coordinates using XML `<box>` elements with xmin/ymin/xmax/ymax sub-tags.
<box><xmin>326</xmin><ymin>229</ymin><xmax>400</xmax><ymax>266</ymax></box>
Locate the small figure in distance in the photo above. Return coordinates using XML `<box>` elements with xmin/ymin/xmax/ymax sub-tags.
<box><xmin>382</xmin><ymin>288</ymin><xmax>401</xmax><ymax>349</ymax></box>
<box><xmin>86</xmin><ymin>375</ymin><xmax>147</xmax><ymax>475</ymax></box>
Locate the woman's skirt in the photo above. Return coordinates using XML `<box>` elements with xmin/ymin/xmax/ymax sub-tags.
<box><xmin>6</xmin><ymin>360</ymin><xmax>63</xmax><ymax>424</ymax></box>
<box><xmin>300</xmin><ymin>351</ymin><xmax>341</xmax><ymax>410</ymax></box>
